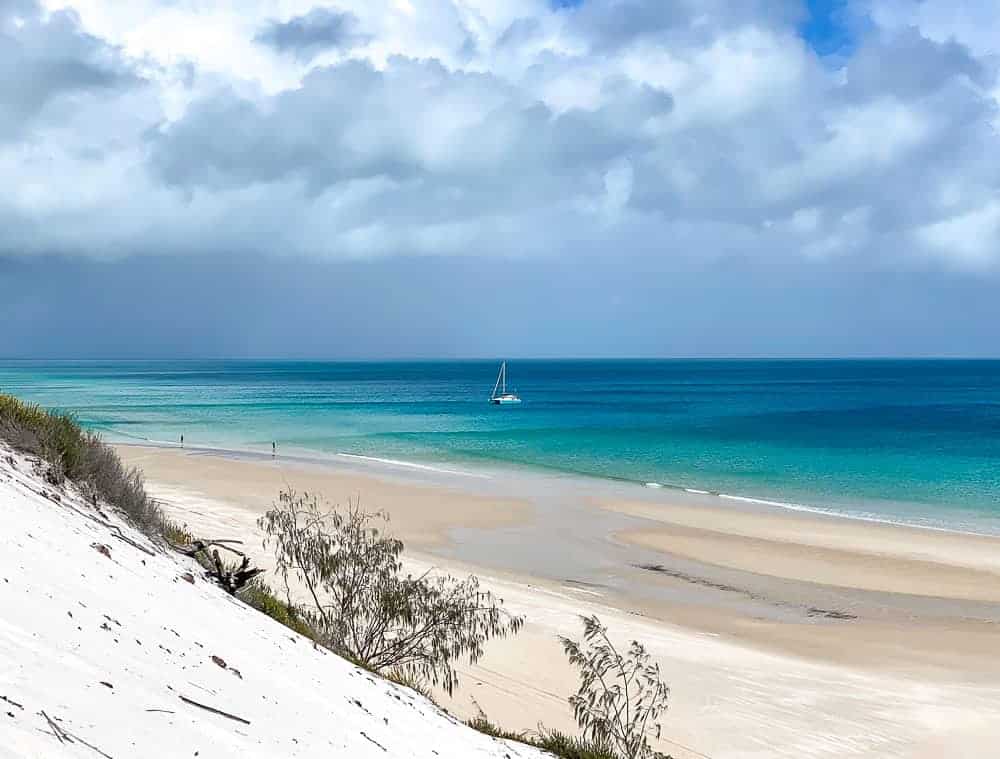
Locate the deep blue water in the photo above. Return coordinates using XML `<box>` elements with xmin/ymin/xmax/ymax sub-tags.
<box><xmin>2</xmin><ymin>359</ymin><xmax>999</xmax><ymax>532</ymax></box>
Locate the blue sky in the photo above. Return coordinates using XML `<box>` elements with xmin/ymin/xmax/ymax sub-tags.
<box><xmin>1</xmin><ymin>0</ymin><xmax>999</xmax><ymax>358</ymax></box>
<box><xmin>554</xmin><ymin>0</ymin><xmax>856</xmax><ymax>55</ymax></box>
<box><xmin>801</xmin><ymin>0</ymin><xmax>854</xmax><ymax>54</ymax></box>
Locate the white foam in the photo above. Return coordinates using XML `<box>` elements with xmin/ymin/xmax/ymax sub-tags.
<box><xmin>336</xmin><ymin>453</ymin><xmax>490</xmax><ymax>479</ymax></box>
<box><xmin>645</xmin><ymin>482</ymin><xmax>663</xmax><ymax>489</ymax></box>
<box><xmin>716</xmin><ymin>492</ymin><xmax>994</xmax><ymax>537</ymax></box>
<box><xmin>685</xmin><ymin>488</ymin><xmax>711</xmax><ymax>495</ymax></box>
<box><xmin>719</xmin><ymin>493</ymin><xmax>806</xmax><ymax>510</ymax></box>
<box><xmin>560</xmin><ymin>585</ymin><xmax>603</xmax><ymax>597</ymax></box>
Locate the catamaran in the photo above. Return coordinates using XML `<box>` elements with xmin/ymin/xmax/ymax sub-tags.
<box><xmin>489</xmin><ymin>361</ymin><xmax>521</xmax><ymax>405</ymax></box>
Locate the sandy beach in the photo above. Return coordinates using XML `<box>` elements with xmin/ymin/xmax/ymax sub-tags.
<box><xmin>116</xmin><ymin>444</ymin><xmax>1000</xmax><ymax>759</ymax></box>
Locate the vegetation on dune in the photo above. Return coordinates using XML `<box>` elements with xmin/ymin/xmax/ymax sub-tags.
<box><xmin>259</xmin><ymin>488</ymin><xmax>525</xmax><ymax>696</ymax></box>
<box><xmin>238</xmin><ymin>579</ymin><xmax>318</xmax><ymax>639</ymax></box>
<box><xmin>466</xmin><ymin>711</ymin><xmax>620</xmax><ymax>759</ymax></box>
<box><xmin>466</xmin><ymin>613</ymin><xmax>673</xmax><ymax>759</ymax></box>
<box><xmin>0</xmin><ymin>393</ymin><xmax>174</xmax><ymax>536</ymax></box>
<box><xmin>257</xmin><ymin>487</ymin><xmax>674</xmax><ymax>759</ymax></box>
<box><xmin>560</xmin><ymin>615</ymin><xmax>671</xmax><ymax>759</ymax></box>
<box><xmin>0</xmin><ymin>393</ymin><xmax>315</xmax><ymax>641</ymax></box>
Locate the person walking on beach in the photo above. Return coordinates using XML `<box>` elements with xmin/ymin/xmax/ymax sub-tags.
<box><xmin>180</xmin><ymin>434</ymin><xmax>184</xmax><ymax>448</ymax></box>
<box><xmin>272</xmin><ymin>441</ymin><xmax>276</xmax><ymax>458</ymax></box>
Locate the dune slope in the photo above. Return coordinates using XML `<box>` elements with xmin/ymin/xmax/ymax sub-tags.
<box><xmin>0</xmin><ymin>444</ymin><xmax>544</xmax><ymax>759</ymax></box>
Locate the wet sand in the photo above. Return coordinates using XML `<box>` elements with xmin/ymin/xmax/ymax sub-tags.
<box><xmin>116</xmin><ymin>444</ymin><xmax>1000</xmax><ymax>758</ymax></box>
<box><xmin>118</xmin><ymin>444</ymin><xmax>532</xmax><ymax>549</ymax></box>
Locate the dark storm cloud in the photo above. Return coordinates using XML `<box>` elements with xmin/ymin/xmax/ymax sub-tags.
<box><xmin>254</xmin><ymin>8</ymin><xmax>368</xmax><ymax>60</ymax></box>
<box><xmin>4</xmin><ymin>251</ymin><xmax>1000</xmax><ymax>359</ymax></box>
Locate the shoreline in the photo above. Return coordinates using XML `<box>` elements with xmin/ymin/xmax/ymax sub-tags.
<box><xmin>113</xmin><ymin>442</ymin><xmax>1000</xmax><ymax>757</ymax></box>
<box><xmin>114</xmin><ymin>444</ymin><xmax>1000</xmax><ymax>652</ymax></box>
<box><xmin>112</xmin><ymin>437</ymin><xmax>1000</xmax><ymax>539</ymax></box>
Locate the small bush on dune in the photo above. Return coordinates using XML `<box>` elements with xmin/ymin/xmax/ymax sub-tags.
<box><xmin>465</xmin><ymin>709</ymin><xmax>619</xmax><ymax>759</ymax></box>
<box><xmin>162</xmin><ymin>520</ymin><xmax>193</xmax><ymax>547</ymax></box>
<box><xmin>77</xmin><ymin>431</ymin><xmax>165</xmax><ymax>531</ymax></box>
<box><xmin>238</xmin><ymin>579</ymin><xmax>317</xmax><ymax>640</ymax></box>
<box><xmin>0</xmin><ymin>395</ymin><xmax>51</xmax><ymax>435</ymax></box>
<box><xmin>1</xmin><ymin>393</ymin><xmax>167</xmax><ymax>536</ymax></box>
<box><xmin>384</xmin><ymin>668</ymin><xmax>434</xmax><ymax>700</ymax></box>
<box><xmin>259</xmin><ymin>488</ymin><xmax>524</xmax><ymax>695</ymax></box>
<box><xmin>1</xmin><ymin>397</ymin><xmax>85</xmax><ymax>484</ymax></box>
<box><xmin>532</xmin><ymin>727</ymin><xmax>619</xmax><ymax>759</ymax></box>
<box><xmin>561</xmin><ymin>616</ymin><xmax>671</xmax><ymax>759</ymax></box>
<box><xmin>465</xmin><ymin>713</ymin><xmax>525</xmax><ymax>743</ymax></box>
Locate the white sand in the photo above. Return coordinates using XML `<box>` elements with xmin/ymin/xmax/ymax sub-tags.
<box><xmin>0</xmin><ymin>444</ymin><xmax>546</xmax><ymax>759</ymax></box>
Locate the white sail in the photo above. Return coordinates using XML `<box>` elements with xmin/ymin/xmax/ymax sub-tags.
<box><xmin>491</xmin><ymin>362</ymin><xmax>505</xmax><ymax>399</ymax></box>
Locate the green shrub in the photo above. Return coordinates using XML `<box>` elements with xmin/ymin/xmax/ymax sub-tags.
<box><xmin>384</xmin><ymin>668</ymin><xmax>434</xmax><ymax>700</ymax></box>
<box><xmin>259</xmin><ymin>488</ymin><xmax>524</xmax><ymax>695</ymax></box>
<box><xmin>237</xmin><ymin>580</ymin><xmax>316</xmax><ymax>640</ymax></box>
<box><xmin>162</xmin><ymin>520</ymin><xmax>193</xmax><ymax>547</ymax></box>
<box><xmin>561</xmin><ymin>616</ymin><xmax>671</xmax><ymax>759</ymax></box>
<box><xmin>466</xmin><ymin>715</ymin><xmax>525</xmax><ymax>742</ymax></box>
<box><xmin>1</xmin><ymin>392</ymin><xmax>167</xmax><ymax>536</ymax></box>
<box><xmin>533</xmin><ymin>728</ymin><xmax>620</xmax><ymax>759</ymax></box>
<box><xmin>465</xmin><ymin>714</ymin><xmax>620</xmax><ymax>759</ymax></box>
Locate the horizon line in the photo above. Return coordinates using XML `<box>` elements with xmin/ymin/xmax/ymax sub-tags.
<box><xmin>3</xmin><ymin>355</ymin><xmax>1000</xmax><ymax>362</ymax></box>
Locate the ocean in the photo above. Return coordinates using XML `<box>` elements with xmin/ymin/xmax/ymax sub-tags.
<box><xmin>2</xmin><ymin>359</ymin><xmax>999</xmax><ymax>534</ymax></box>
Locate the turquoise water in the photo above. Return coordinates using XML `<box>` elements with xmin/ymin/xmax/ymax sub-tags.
<box><xmin>2</xmin><ymin>359</ymin><xmax>999</xmax><ymax>533</ymax></box>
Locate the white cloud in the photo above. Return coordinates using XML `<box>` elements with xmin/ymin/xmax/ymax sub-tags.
<box><xmin>916</xmin><ymin>200</ymin><xmax>1000</xmax><ymax>268</ymax></box>
<box><xmin>763</xmin><ymin>97</ymin><xmax>934</xmax><ymax>201</ymax></box>
<box><xmin>0</xmin><ymin>0</ymin><xmax>995</xmax><ymax>273</ymax></box>
<box><xmin>868</xmin><ymin>0</ymin><xmax>1000</xmax><ymax>56</ymax></box>
<box><xmin>622</xmin><ymin>25</ymin><xmax>813</xmax><ymax>130</ymax></box>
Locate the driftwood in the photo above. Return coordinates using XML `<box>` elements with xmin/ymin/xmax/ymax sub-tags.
<box><xmin>210</xmin><ymin>550</ymin><xmax>264</xmax><ymax>595</ymax></box>
<box><xmin>170</xmin><ymin>538</ymin><xmax>245</xmax><ymax>558</ymax></box>
<box><xmin>167</xmin><ymin>538</ymin><xmax>263</xmax><ymax>594</ymax></box>
<box><xmin>359</xmin><ymin>731</ymin><xmax>388</xmax><ymax>752</ymax></box>
<box><xmin>40</xmin><ymin>710</ymin><xmax>69</xmax><ymax>744</ymax></box>
<box><xmin>39</xmin><ymin>711</ymin><xmax>115</xmax><ymax>758</ymax></box>
<box><xmin>63</xmin><ymin>731</ymin><xmax>114</xmax><ymax>759</ymax></box>
<box><xmin>178</xmin><ymin>694</ymin><xmax>250</xmax><ymax>725</ymax></box>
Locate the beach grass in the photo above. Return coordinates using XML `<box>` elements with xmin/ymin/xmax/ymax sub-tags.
<box><xmin>0</xmin><ymin>392</ymin><xmax>173</xmax><ymax>536</ymax></box>
<box><xmin>238</xmin><ymin>580</ymin><xmax>317</xmax><ymax>639</ymax></box>
<box><xmin>466</xmin><ymin>715</ymin><xmax>623</xmax><ymax>759</ymax></box>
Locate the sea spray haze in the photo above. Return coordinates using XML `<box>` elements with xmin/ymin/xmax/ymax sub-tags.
<box><xmin>2</xmin><ymin>359</ymin><xmax>999</xmax><ymax>533</ymax></box>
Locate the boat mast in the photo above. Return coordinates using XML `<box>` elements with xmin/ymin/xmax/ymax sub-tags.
<box><xmin>501</xmin><ymin>361</ymin><xmax>506</xmax><ymax>394</ymax></box>
<box><xmin>492</xmin><ymin>362</ymin><xmax>503</xmax><ymax>400</ymax></box>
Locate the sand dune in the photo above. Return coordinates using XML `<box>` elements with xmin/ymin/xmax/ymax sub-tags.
<box><xmin>0</xmin><ymin>444</ymin><xmax>544</xmax><ymax>759</ymax></box>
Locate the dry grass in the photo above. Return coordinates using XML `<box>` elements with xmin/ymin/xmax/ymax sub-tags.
<box><xmin>466</xmin><ymin>714</ymin><xmax>622</xmax><ymax>759</ymax></box>
<box><xmin>1</xmin><ymin>393</ymin><xmax>168</xmax><ymax>536</ymax></box>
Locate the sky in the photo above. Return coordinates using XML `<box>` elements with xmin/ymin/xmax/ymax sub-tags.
<box><xmin>1</xmin><ymin>0</ymin><xmax>998</xmax><ymax>358</ymax></box>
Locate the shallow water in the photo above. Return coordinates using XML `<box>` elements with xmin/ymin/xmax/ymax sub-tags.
<box><xmin>2</xmin><ymin>359</ymin><xmax>999</xmax><ymax>533</ymax></box>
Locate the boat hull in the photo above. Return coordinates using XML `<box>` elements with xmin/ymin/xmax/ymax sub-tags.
<box><xmin>490</xmin><ymin>396</ymin><xmax>522</xmax><ymax>405</ymax></box>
